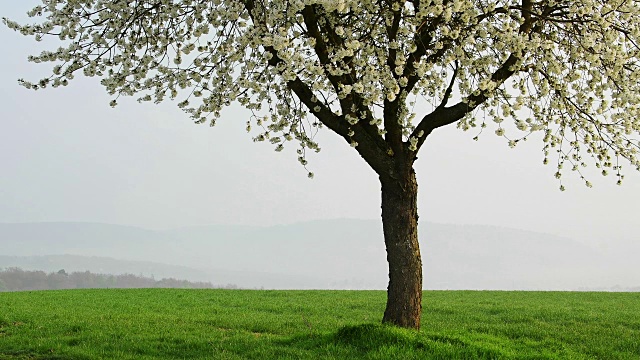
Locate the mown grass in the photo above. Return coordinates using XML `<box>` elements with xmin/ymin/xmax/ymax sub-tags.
<box><xmin>0</xmin><ymin>289</ymin><xmax>638</xmax><ymax>359</ymax></box>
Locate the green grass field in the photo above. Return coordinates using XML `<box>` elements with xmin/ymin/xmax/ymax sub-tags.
<box><xmin>0</xmin><ymin>289</ymin><xmax>638</xmax><ymax>359</ymax></box>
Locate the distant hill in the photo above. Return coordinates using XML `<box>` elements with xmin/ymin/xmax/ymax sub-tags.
<box><xmin>0</xmin><ymin>267</ymin><xmax>217</xmax><ymax>291</ymax></box>
<box><xmin>0</xmin><ymin>254</ymin><xmax>214</xmax><ymax>283</ymax></box>
<box><xmin>0</xmin><ymin>254</ymin><xmax>324</xmax><ymax>290</ymax></box>
<box><xmin>0</xmin><ymin>220</ymin><xmax>638</xmax><ymax>290</ymax></box>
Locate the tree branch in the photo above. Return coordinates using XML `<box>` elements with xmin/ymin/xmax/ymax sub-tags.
<box><xmin>383</xmin><ymin>3</ymin><xmax>407</xmax><ymax>158</ymax></box>
<box><xmin>242</xmin><ymin>1</ymin><xmax>391</xmax><ymax>174</ymax></box>
<box><xmin>436</xmin><ymin>61</ymin><xmax>458</xmax><ymax>110</ymax></box>
<box><xmin>406</xmin><ymin>0</ymin><xmax>539</xmax><ymax>158</ymax></box>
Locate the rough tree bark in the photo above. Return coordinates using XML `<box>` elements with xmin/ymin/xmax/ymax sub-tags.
<box><xmin>380</xmin><ymin>165</ymin><xmax>422</xmax><ymax>329</ymax></box>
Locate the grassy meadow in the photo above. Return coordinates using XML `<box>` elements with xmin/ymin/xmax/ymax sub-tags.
<box><xmin>0</xmin><ymin>289</ymin><xmax>639</xmax><ymax>359</ymax></box>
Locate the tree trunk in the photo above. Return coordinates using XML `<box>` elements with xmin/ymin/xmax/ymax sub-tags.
<box><xmin>380</xmin><ymin>167</ymin><xmax>422</xmax><ymax>330</ymax></box>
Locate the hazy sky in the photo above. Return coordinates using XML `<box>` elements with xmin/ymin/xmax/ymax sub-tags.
<box><xmin>2</xmin><ymin>1</ymin><xmax>639</xmax><ymax>248</ymax></box>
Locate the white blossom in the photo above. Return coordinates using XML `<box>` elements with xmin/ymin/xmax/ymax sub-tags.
<box><xmin>3</xmin><ymin>0</ymin><xmax>640</xmax><ymax>185</ymax></box>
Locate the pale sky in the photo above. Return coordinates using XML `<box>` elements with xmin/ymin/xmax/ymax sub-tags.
<box><xmin>2</xmin><ymin>1</ymin><xmax>639</xmax><ymax>248</ymax></box>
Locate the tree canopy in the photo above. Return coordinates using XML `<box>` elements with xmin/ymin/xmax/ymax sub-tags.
<box><xmin>5</xmin><ymin>0</ymin><xmax>640</xmax><ymax>185</ymax></box>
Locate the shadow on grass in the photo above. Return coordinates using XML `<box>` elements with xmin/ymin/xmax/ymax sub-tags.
<box><xmin>0</xmin><ymin>351</ymin><xmax>91</xmax><ymax>360</ymax></box>
<box><xmin>0</xmin><ymin>324</ymin><xmax>510</xmax><ymax>359</ymax></box>
<box><xmin>279</xmin><ymin>323</ymin><xmax>506</xmax><ymax>359</ymax></box>
<box><xmin>336</xmin><ymin>323</ymin><xmax>430</xmax><ymax>351</ymax></box>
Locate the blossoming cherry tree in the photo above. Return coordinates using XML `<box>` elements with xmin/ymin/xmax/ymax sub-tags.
<box><xmin>5</xmin><ymin>0</ymin><xmax>640</xmax><ymax>329</ymax></box>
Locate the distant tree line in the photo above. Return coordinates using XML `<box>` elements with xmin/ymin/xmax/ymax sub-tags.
<box><xmin>0</xmin><ymin>268</ymin><xmax>238</xmax><ymax>291</ymax></box>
